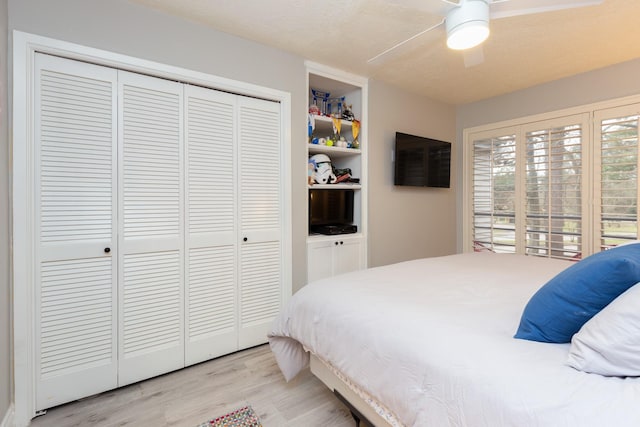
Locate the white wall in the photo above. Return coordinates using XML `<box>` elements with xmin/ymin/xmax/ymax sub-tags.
<box><xmin>455</xmin><ymin>57</ymin><xmax>640</xmax><ymax>251</ymax></box>
<box><xmin>0</xmin><ymin>0</ymin><xmax>12</xmax><ymax>423</ymax></box>
<box><xmin>368</xmin><ymin>79</ymin><xmax>457</xmax><ymax>267</ymax></box>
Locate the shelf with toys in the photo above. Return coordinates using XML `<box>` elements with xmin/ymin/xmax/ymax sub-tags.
<box><xmin>305</xmin><ymin>61</ymin><xmax>368</xmax><ymax>282</ymax></box>
<box><xmin>307</xmin><ymin>114</ymin><xmax>362</xmax><ymax>188</ymax></box>
<box><xmin>308</xmin><ymin>115</ymin><xmax>362</xmax><ymax>152</ymax></box>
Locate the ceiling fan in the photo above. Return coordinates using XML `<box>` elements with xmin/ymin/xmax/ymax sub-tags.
<box><xmin>368</xmin><ymin>0</ymin><xmax>604</xmax><ymax>67</ymax></box>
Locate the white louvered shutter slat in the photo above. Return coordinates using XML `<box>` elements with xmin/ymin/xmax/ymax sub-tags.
<box><xmin>471</xmin><ymin>134</ymin><xmax>517</xmax><ymax>253</ymax></box>
<box><xmin>35</xmin><ymin>54</ymin><xmax>118</xmax><ymax>411</ymax></box>
<box><xmin>184</xmin><ymin>85</ymin><xmax>238</xmax><ymax>365</ymax></box>
<box><xmin>238</xmin><ymin>97</ymin><xmax>283</xmax><ymax>348</ymax></box>
<box><xmin>118</xmin><ymin>71</ymin><xmax>184</xmax><ymax>386</ymax></box>
<box><xmin>524</xmin><ymin>121</ymin><xmax>583</xmax><ymax>260</ymax></box>
<box><xmin>594</xmin><ymin>106</ymin><xmax>640</xmax><ymax>250</ymax></box>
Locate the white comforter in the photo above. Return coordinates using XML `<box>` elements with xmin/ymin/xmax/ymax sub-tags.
<box><xmin>268</xmin><ymin>253</ymin><xmax>640</xmax><ymax>427</ymax></box>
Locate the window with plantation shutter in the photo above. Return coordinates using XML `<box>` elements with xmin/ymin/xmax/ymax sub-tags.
<box><xmin>467</xmin><ymin>114</ymin><xmax>588</xmax><ymax>257</ymax></box>
<box><xmin>471</xmin><ymin>133</ymin><xmax>517</xmax><ymax>253</ymax></box>
<box><xmin>466</xmin><ymin>103</ymin><xmax>640</xmax><ymax>259</ymax></box>
<box><xmin>524</xmin><ymin>122</ymin><xmax>583</xmax><ymax>260</ymax></box>
<box><xmin>595</xmin><ymin>105</ymin><xmax>640</xmax><ymax>251</ymax></box>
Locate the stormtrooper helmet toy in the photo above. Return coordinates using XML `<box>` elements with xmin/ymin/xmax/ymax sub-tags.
<box><xmin>309</xmin><ymin>153</ymin><xmax>336</xmax><ymax>184</ymax></box>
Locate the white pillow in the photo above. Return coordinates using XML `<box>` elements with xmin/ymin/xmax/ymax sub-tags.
<box><xmin>567</xmin><ymin>282</ymin><xmax>640</xmax><ymax>377</ymax></box>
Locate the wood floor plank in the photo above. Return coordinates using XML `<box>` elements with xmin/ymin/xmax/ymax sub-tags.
<box><xmin>30</xmin><ymin>345</ymin><xmax>354</xmax><ymax>427</ymax></box>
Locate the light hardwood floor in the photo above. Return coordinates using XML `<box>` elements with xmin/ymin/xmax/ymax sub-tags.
<box><xmin>30</xmin><ymin>345</ymin><xmax>355</xmax><ymax>427</ymax></box>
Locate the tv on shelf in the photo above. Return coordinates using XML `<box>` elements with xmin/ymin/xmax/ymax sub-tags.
<box><xmin>394</xmin><ymin>132</ymin><xmax>451</xmax><ymax>188</ymax></box>
<box><xmin>309</xmin><ymin>189</ymin><xmax>355</xmax><ymax>235</ymax></box>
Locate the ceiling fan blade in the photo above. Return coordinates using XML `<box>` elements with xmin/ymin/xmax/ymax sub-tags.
<box><xmin>463</xmin><ymin>45</ymin><xmax>485</xmax><ymax>68</ymax></box>
<box><xmin>367</xmin><ymin>18</ymin><xmax>445</xmax><ymax>66</ymax></box>
<box><xmin>489</xmin><ymin>0</ymin><xmax>604</xmax><ymax>19</ymax></box>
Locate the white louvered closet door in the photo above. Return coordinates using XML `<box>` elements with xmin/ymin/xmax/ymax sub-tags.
<box><xmin>117</xmin><ymin>71</ymin><xmax>185</xmax><ymax>386</ymax></box>
<box><xmin>34</xmin><ymin>54</ymin><xmax>118</xmax><ymax>410</ymax></box>
<box><xmin>184</xmin><ymin>85</ymin><xmax>238</xmax><ymax>365</ymax></box>
<box><xmin>237</xmin><ymin>97</ymin><xmax>283</xmax><ymax>347</ymax></box>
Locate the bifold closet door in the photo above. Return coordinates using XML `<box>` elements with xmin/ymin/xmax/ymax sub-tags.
<box><xmin>34</xmin><ymin>54</ymin><xmax>118</xmax><ymax>410</ymax></box>
<box><xmin>184</xmin><ymin>85</ymin><xmax>238</xmax><ymax>365</ymax></box>
<box><xmin>237</xmin><ymin>97</ymin><xmax>284</xmax><ymax>347</ymax></box>
<box><xmin>117</xmin><ymin>71</ymin><xmax>185</xmax><ymax>386</ymax></box>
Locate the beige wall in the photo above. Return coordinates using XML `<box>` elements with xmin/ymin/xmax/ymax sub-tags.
<box><xmin>455</xmin><ymin>58</ymin><xmax>640</xmax><ymax>251</ymax></box>
<box><xmin>1</xmin><ymin>0</ymin><xmax>11</xmax><ymax>422</ymax></box>
<box><xmin>368</xmin><ymin>80</ymin><xmax>457</xmax><ymax>267</ymax></box>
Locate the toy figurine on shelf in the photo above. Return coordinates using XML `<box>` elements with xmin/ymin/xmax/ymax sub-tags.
<box><xmin>328</xmin><ymin>96</ymin><xmax>345</xmax><ymax>118</ymax></box>
<box><xmin>342</xmin><ymin>104</ymin><xmax>355</xmax><ymax>121</ymax></box>
<box><xmin>334</xmin><ymin>167</ymin><xmax>352</xmax><ymax>183</ymax></box>
<box><xmin>310</xmin><ymin>89</ymin><xmax>330</xmax><ymax>116</ymax></box>
<box><xmin>309</xmin><ymin>103</ymin><xmax>321</xmax><ymax>115</ymax></box>
<box><xmin>309</xmin><ymin>154</ymin><xmax>337</xmax><ymax>184</ymax></box>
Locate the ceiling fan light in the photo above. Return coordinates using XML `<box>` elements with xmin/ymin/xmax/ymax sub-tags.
<box><xmin>447</xmin><ymin>22</ymin><xmax>490</xmax><ymax>50</ymax></box>
<box><xmin>446</xmin><ymin>0</ymin><xmax>490</xmax><ymax>50</ymax></box>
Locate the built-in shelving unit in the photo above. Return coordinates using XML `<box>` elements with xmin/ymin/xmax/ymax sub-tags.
<box><xmin>306</xmin><ymin>61</ymin><xmax>368</xmax><ymax>283</ymax></box>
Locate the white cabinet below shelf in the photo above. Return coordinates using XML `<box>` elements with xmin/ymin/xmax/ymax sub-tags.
<box><xmin>307</xmin><ymin>235</ymin><xmax>364</xmax><ymax>284</ymax></box>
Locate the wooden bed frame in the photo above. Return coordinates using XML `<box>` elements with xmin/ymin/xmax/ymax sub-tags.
<box><xmin>309</xmin><ymin>354</ymin><xmax>394</xmax><ymax>427</ymax></box>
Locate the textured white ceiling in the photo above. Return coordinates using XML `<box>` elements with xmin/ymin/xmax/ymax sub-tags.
<box><xmin>130</xmin><ymin>0</ymin><xmax>640</xmax><ymax>105</ymax></box>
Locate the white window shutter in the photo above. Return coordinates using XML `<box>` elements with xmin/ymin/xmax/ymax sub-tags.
<box><xmin>594</xmin><ymin>105</ymin><xmax>640</xmax><ymax>250</ymax></box>
<box><xmin>471</xmin><ymin>134</ymin><xmax>517</xmax><ymax>253</ymax></box>
<box><xmin>523</xmin><ymin>117</ymin><xmax>586</xmax><ymax>260</ymax></box>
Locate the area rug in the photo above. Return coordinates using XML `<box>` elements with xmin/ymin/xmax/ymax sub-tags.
<box><xmin>197</xmin><ymin>405</ymin><xmax>262</xmax><ymax>427</ymax></box>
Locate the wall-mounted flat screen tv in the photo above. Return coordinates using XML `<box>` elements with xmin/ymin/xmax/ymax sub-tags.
<box><xmin>394</xmin><ymin>132</ymin><xmax>451</xmax><ymax>188</ymax></box>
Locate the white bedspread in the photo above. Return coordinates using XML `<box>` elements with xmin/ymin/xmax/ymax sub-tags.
<box><xmin>268</xmin><ymin>252</ymin><xmax>640</xmax><ymax>427</ymax></box>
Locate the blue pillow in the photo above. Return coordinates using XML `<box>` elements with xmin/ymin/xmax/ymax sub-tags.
<box><xmin>515</xmin><ymin>244</ymin><xmax>640</xmax><ymax>343</ymax></box>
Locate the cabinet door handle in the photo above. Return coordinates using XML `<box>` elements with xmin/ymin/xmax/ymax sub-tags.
<box><xmin>335</xmin><ymin>241</ymin><xmax>339</xmax><ymax>246</ymax></box>
<box><xmin>340</xmin><ymin>241</ymin><xmax>344</xmax><ymax>245</ymax></box>
<box><xmin>104</xmin><ymin>247</ymin><xmax>111</xmax><ymax>253</ymax></box>
<box><xmin>243</xmin><ymin>237</ymin><xmax>248</xmax><ymax>242</ymax></box>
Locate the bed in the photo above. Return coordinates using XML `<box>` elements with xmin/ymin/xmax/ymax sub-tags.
<box><xmin>268</xmin><ymin>252</ymin><xmax>640</xmax><ymax>427</ymax></box>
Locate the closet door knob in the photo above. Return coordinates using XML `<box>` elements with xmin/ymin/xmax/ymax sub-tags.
<box><xmin>243</xmin><ymin>237</ymin><xmax>248</xmax><ymax>242</ymax></box>
<box><xmin>104</xmin><ymin>247</ymin><xmax>111</xmax><ymax>253</ymax></box>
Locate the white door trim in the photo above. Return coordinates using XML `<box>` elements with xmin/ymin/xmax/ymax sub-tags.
<box><xmin>12</xmin><ymin>30</ymin><xmax>292</xmax><ymax>427</ymax></box>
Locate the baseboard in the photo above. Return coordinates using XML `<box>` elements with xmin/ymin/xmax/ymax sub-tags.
<box><xmin>0</xmin><ymin>404</ymin><xmax>15</xmax><ymax>427</ymax></box>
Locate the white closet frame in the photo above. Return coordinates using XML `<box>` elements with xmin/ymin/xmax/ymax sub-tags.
<box><xmin>12</xmin><ymin>30</ymin><xmax>292</xmax><ymax>427</ymax></box>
